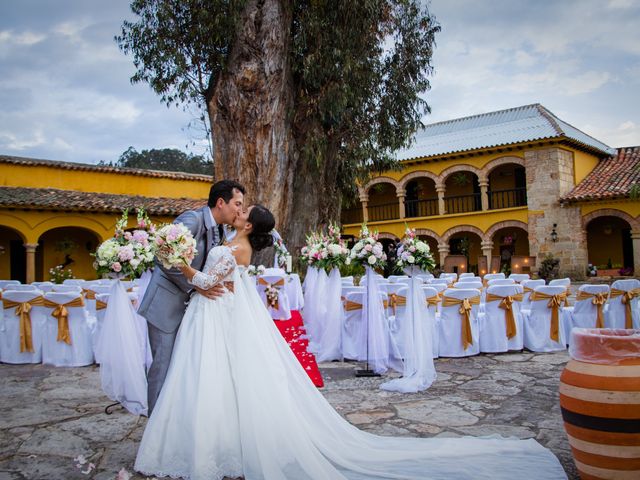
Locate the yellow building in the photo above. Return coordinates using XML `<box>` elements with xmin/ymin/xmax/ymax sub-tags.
<box><xmin>341</xmin><ymin>104</ymin><xmax>640</xmax><ymax>279</ymax></box>
<box><xmin>0</xmin><ymin>155</ymin><xmax>210</xmax><ymax>283</ymax></box>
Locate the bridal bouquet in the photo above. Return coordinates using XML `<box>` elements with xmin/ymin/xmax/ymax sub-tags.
<box><xmin>348</xmin><ymin>224</ymin><xmax>387</xmax><ymax>270</ymax></box>
<box><xmin>154</xmin><ymin>223</ymin><xmax>198</xmax><ymax>269</ymax></box>
<box><xmin>395</xmin><ymin>227</ymin><xmax>435</xmax><ymax>272</ymax></box>
<box><xmin>93</xmin><ymin>208</ymin><xmax>157</xmax><ymax>279</ymax></box>
<box><xmin>247</xmin><ymin>265</ymin><xmax>266</xmax><ymax>276</ymax></box>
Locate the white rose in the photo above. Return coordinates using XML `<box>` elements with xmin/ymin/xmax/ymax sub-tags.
<box><xmin>130</xmin><ymin>258</ymin><xmax>140</xmax><ymax>268</ymax></box>
<box><xmin>407</xmin><ymin>255</ymin><xmax>415</xmax><ymax>263</ymax></box>
<box><xmin>345</xmin><ymin>257</ymin><xmax>351</xmax><ymax>265</ymax></box>
<box><xmin>354</xmin><ymin>243</ymin><xmax>363</xmax><ymax>252</ymax></box>
<box><xmin>372</xmin><ymin>244</ymin><xmax>382</xmax><ymax>256</ymax></box>
<box><xmin>368</xmin><ymin>255</ymin><xmax>377</xmax><ymax>265</ymax></box>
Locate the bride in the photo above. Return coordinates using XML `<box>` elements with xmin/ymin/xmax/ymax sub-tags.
<box><xmin>135</xmin><ymin>205</ymin><xmax>567</xmax><ymax>480</ymax></box>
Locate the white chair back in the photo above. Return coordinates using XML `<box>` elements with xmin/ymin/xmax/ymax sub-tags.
<box><xmin>52</xmin><ymin>284</ymin><xmax>82</xmax><ymax>294</ymax></box>
<box><xmin>459</xmin><ymin>273</ymin><xmax>475</xmax><ymax>279</ymax></box>
<box><xmin>521</xmin><ymin>279</ymin><xmax>545</xmax><ymax>309</ymax></box>
<box><xmin>509</xmin><ymin>273</ymin><xmax>530</xmax><ymax>283</ymax></box>
<box><xmin>453</xmin><ymin>280</ymin><xmax>482</xmax><ymax>289</ymax></box>
<box><xmin>440</xmin><ymin>273</ymin><xmax>458</xmax><ymax>282</ymax></box>
<box><xmin>549</xmin><ymin>278</ymin><xmax>570</xmax><ymax>288</ymax></box>
<box><xmin>340</xmin><ymin>276</ymin><xmax>354</xmax><ymax>286</ymax></box>
<box><xmin>415</xmin><ymin>273</ymin><xmax>434</xmax><ymax>283</ymax></box>
<box><xmin>4</xmin><ymin>284</ymin><xmax>39</xmax><ymax>292</ymax></box>
<box><xmin>342</xmin><ymin>290</ymin><xmax>365</xmax><ymax>360</ymax></box>
<box><xmin>422</xmin><ymin>285</ymin><xmax>440</xmax><ymax>358</ymax></box>
<box><xmin>438</xmin><ymin>288</ymin><xmax>481</xmax><ymax>357</ymax></box>
<box><xmin>429</xmin><ymin>278</ymin><xmax>451</xmax><ymax>287</ymax></box>
<box><xmin>0</xmin><ymin>289</ymin><xmax>46</xmax><ymax>364</ymax></box>
<box><xmin>605</xmin><ymin>279</ymin><xmax>640</xmax><ymax>329</ymax></box>
<box><xmin>257</xmin><ymin>273</ymin><xmax>291</xmax><ymax>320</ymax></box>
<box><xmin>63</xmin><ymin>279</ymin><xmax>85</xmax><ymax>286</ymax></box>
<box><xmin>522</xmin><ymin>285</ymin><xmax>567</xmax><ymax>352</ymax></box>
<box><xmin>0</xmin><ymin>280</ymin><xmax>20</xmax><ymax>289</ymax></box>
<box><xmin>481</xmin><ymin>285</ymin><xmax>523</xmax><ymax>353</ymax></box>
<box><xmin>387</xmin><ymin>275</ymin><xmax>409</xmax><ymax>283</ymax></box>
<box><xmin>31</xmin><ymin>281</ymin><xmax>54</xmax><ymax>292</ymax></box>
<box><xmin>457</xmin><ymin>276</ymin><xmax>478</xmax><ymax>283</ymax></box>
<box><xmin>483</xmin><ymin>273</ymin><xmax>505</xmax><ymax>282</ymax></box>
<box><xmin>487</xmin><ymin>279</ymin><xmax>516</xmax><ymax>287</ymax></box>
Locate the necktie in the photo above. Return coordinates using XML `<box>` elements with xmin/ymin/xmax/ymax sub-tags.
<box><xmin>217</xmin><ymin>224</ymin><xmax>225</xmax><ymax>245</ymax></box>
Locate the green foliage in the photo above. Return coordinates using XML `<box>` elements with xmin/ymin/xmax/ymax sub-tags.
<box><xmin>100</xmin><ymin>147</ymin><xmax>213</xmax><ymax>175</ymax></box>
<box><xmin>117</xmin><ymin>0</ymin><xmax>439</xmax><ymax>202</ymax></box>
<box><xmin>537</xmin><ymin>253</ymin><xmax>560</xmax><ymax>282</ymax></box>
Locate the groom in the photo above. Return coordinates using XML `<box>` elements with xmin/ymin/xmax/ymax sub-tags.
<box><xmin>139</xmin><ymin>179</ymin><xmax>245</xmax><ymax>414</ymax></box>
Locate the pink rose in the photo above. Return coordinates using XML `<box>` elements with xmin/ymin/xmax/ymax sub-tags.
<box><xmin>124</xmin><ymin>231</ymin><xmax>132</xmax><ymax>240</ymax></box>
<box><xmin>112</xmin><ymin>262</ymin><xmax>122</xmax><ymax>272</ymax></box>
<box><xmin>364</xmin><ymin>244</ymin><xmax>373</xmax><ymax>252</ymax></box>
<box><xmin>156</xmin><ymin>237</ymin><xmax>165</xmax><ymax>245</ymax></box>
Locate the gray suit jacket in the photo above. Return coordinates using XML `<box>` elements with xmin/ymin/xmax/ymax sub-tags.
<box><xmin>138</xmin><ymin>206</ymin><xmax>217</xmax><ymax>333</ymax></box>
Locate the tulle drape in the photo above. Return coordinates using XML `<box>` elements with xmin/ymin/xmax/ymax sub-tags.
<box><xmin>313</xmin><ymin>268</ymin><xmax>344</xmax><ymax>362</ymax></box>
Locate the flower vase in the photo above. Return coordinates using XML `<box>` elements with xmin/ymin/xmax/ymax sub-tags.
<box><xmin>560</xmin><ymin>328</ymin><xmax>640</xmax><ymax>479</ymax></box>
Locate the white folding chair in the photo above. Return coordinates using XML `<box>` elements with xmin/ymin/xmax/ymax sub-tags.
<box><xmin>481</xmin><ymin>285</ymin><xmax>523</xmax><ymax>353</ymax></box>
<box><xmin>605</xmin><ymin>279</ymin><xmax>640</xmax><ymax>329</ymax></box>
<box><xmin>509</xmin><ymin>273</ymin><xmax>530</xmax><ymax>284</ymax></box>
<box><xmin>0</xmin><ymin>280</ymin><xmax>21</xmax><ymax>289</ymax></box>
<box><xmin>522</xmin><ymin>285</ymin><xmax>567</xmax><ymax>352</ymax></box>
<box><xmin>257</xmin><ymin>273</ymin><xmax>291</xmax><ymax>320</ymax></box>
<box><xmin>521</xmin><ymin>279</ymin><xmax>545</xmax><ymax>311</ymax></box>
<box><xmin>438</xmin><ymin>288</ymin><xmax>481</xmax><ymax>357</ymax></box>
<box><xmin>563</xmin><ymin>284</ymin><xmax>610</xmax><ymax>344</ymax></box>
<box><xmin>31</xmin><ymin>281</ymin><xmax>54</xmax><ymax>292</ymax></box>
<box><xmin>0</xmin><ymin>289</ymin><xmax>46</xmax><ymax>364</ymax></box>
<box><xmin>42</xmin><ymin>291</ymin><xmax>94</xmax><ymax>367</ymax></box>
<box><xmin>549</xmin><ymin>278</ymin><xmax>571</xmax><ymax>302</ymax></box>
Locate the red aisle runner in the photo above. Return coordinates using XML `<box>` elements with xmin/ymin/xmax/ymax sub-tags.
<box><xmin>273</xmin><ymin>310</ymin><xmax>324</xmax><ymax>388</ymax></box>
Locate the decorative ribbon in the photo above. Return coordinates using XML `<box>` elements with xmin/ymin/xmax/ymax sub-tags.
<box><xmin>43</xmin><ymin>297</ymin><xmax>85</xmax><ymax>345</ymax></box>
<box><xmin>258</xmin><ymin>277</ymin><xmax>285</xmax><ymax>310</ymax></box>
<box><xmin>609</xmin><ymin>288</ymin><xmax>640</xmax><ymax>329</ymax></box>
<box><xmin>523</xmin><ymin>286</ymin><xmax>534</xmax><ymax>294</ymax></box>
<box><xmin>95</xmin><ymin>299</ymin><xmax>108</xmax><ymax>311</ymax></box>
<box><xmin>529</xmin><ymin>291</ymin><xmax>566</xmax><ymax>342</ymax></box>
<box><xmin>485</xmin><ymin>293</ymin><xmax>523</xmax><ymax>339</ymax></box>
<box><xmin>441</xmin><ymin>295</ymin><xmax>481</xmax><ymax>350</ymax></box>
<box><xmin>82</xmin><ymin>289</ymin><xmax>96</xmax><ymax>300</ymax></box>
<box><xmin>344</xmin><ymin>300</ymin><xmax>363</xmax><ymax>311</ymax></box>
<box><xmin>575</xmin><ymin>291</ymin><xmax>607</xmax><ymax>328</ymax></box>
<box><xmin>2</xmin><ymin>296</ymin><xmax>44</xmax><ymax>353</ymax></box>
<box><xmin>425</xmin><ymin>294</ymin><xmax>441</xmax><ymax>307</ymax></box>
<box><xmin>388</xmin><ymin>293</ymin><xmax>407</xmax><ymax>316</ymax></box>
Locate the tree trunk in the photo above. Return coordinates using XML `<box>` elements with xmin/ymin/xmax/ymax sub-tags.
<box><xmin>208</xmin><ymin>0</ymin><xmax>341</xmax><ymax>263</ymax></box>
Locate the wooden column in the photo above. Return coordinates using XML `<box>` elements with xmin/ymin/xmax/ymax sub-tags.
<box><xmin>436</xmin><ymin>184</ymin><xmax>446</xmax><ymax>216</ymax></box>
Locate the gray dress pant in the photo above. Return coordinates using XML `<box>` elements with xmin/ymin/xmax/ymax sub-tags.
<box><xmin>147</xmin><ymin>323</ymin><xmax>178</xmax><ymax>416</ymax></box>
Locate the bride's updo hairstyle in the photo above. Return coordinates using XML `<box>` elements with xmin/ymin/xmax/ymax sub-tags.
<box><xmin>248</xmin><ymin>205</ymin><xmax>276</xmax><ymax>251</ymax></box>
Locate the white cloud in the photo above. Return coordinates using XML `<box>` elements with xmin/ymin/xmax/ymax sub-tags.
<box><xmin>582</xmin><ymin>121</ymin><xmax>640</xmax><ymax>148</ymax></box>
<box><xmin>0</xmin><ymin>130</ymin><xmax>45</xmax><ymax>151</ymax></box>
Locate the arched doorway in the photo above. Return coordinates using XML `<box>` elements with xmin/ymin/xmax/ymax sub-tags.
<box><xmin>0</xmin><ymin>226</ymin><xmax>26</xmax><ymax>282</ymax></box>
<box><xmin>490</xmin><ymin>226</ymin><xmax>530</xmax><ymax>275</ymax></box>
<box><xmin>587</xmin><ymin>216</ymin><xmax>634</xmax><ymax>274</ymax></box>
<box><xmin>340</xmin><ymin>197</ymin><xmax>363</xmax><ymax>225</ymax></box>
<box><xmin>405</xmin><ymin>178</ymin><xmax>438</xmax><ymax>218</ymax></box>
<box><xmin>487</xmin><ymin>163</ymin><xmax>527</xmax><ymax>209</ymax></box>
<box><xmin>444</xmin><ymin>171</ymin><xmax>481</xmax><ymax>214</ymax></box>
<box><xmin>37</xmin><ymin>227</ymin><xmax>101</xmax><ymax>282</ymax></box>
<box><xmin>448</xmin><ymin>231</ymin><xmax>483</xmax><ymax>274</ymax></box>
<box><xmin>367</xmin><ymin>182</ymin><xmax>399</xmax><ymax>221</ymax></box>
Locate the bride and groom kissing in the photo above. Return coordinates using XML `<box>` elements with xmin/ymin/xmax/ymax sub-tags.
<box><xmin>134</xmin><ymin>180</ymin><xmax>567</xmax><ymax>479</ymax></box>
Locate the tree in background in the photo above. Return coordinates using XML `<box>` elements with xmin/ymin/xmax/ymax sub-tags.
<box><xmin>116</xmin><ymin>0</ymin><xmax>439</xmax><ymax>251</ymax></box>
<box><xmin>100</xmin><ymin>147</ymin><xmax>213</xmax><ymax>175</ymax></box>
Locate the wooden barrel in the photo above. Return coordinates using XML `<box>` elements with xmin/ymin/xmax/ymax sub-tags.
<box><xmin>560</xmin><ymin>328</ymin><xmax>640</xmax><ymax>479</ymax></box>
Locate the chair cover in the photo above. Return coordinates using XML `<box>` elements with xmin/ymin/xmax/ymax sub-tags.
<box><xmin>31</xmin><ymin>281</ymin><xmax>54</xmax><ymax>292</ymax></box>
<box><xmin>509</xmin><ymin>273</ymin><xmax>530</xmax><ymax>283</ymax></box>
<box><xmin>454</xmin><ymin>280</ymin><xmax>482</xmax><ymax>289</ymax></box>
<box><xmin>41</xmin><ymin>291</ymin><xmax>94</xmax><ymax>367</ymax></box>
<box><xmin>341</xmin><ymin>285</ymin><xmax>364</xmax><ymax>299</ymax></box>
<box><xmin>0</xmin><ymin>280</ymin><xmax>21</xmax><ymax>289</ymax></box>
<box><xmin>440</xmin><ymin>273</ymin><xmax>458</xmax><ymax>282</ymax></box>
<box><xmin>480</xmin><ymin>285</ymin><xmax>523</xmax><ymax>352</ymax></box>
<box><xmin>340</xmin><ymin>276</ymin><xmax>354</xmax><ymax>286</ymax></box>
<box><xmin>459</xmin><ymin>273</ymin><xmax>475</xmax><ymax>279</ymax></box>
<box><xmin>438</xmin><ymin>288</ymin><xmax>481</xmax><ymax>357</ymax></box>
<box><xmin>563</xmin><ymin>284</ymin><xmax>610</xmax><ymax>344</ymax></box>
<box><xmin>284</xmin><ymin>273</ymin><xmax>304</xmax><ymax>310</ymax></box>
<box><xmin>312</xmin><ymin>268</ymin><xmax>344</xmax><ymax>362</ymax></box>
<box><xmin>549</xmin><ymin>278</ymin><xmax>571</xmax><ymax>303</ymax></box>
<box><xmin>429</xmin><ymin>278</ymin><xmax>452</xmax><ymax>287</ymax></box>
<box><xmin>0</xmin><ymin>289</ymin><xmax>46</xmax><ymax>364</ymax></box>
<box><xmin>303</xmin><ymin>267</ymin><xmax>318</xmax><ymax>293</ymax></box>
<box><xmin>605</xmin><ymin>278</ymin><xmax>640</xmax><ymax>329</ymax></box>
<box><xmin>302</xmin><ymin>267</ymin><xmax>320</xmax><ymax>343</ymax></box>
<box><xmin>342</xmin><ymin>290</ymin><xmax>365</xmax><ymax>360</ymax></box>
<box><xmin>415</xmin><ymin>273</ymin><xmax>434</xmax><ymax>283</ymax></box>
<box><xmin>257</xmin><ymin>273</ymin><xmax>292</xmax><ymax>321</ymax></box>
<box><xmin>5</xmin><ymin>285</ymin><xmax>39</xmax><ymax>292</ymax></box>
<box><xmin>381</xmin><ymin>272</ymin><xmax>436</xmax><ymax>393</ymax></box>
<box><xmin>483</xmin><ymin>273</ymin><xmax>505</xmax><ymax>283</ymax></box>
<box><xmin>522</xmin><ymin>285</ymin><xmax>567</xmax><ymax>352</ymax></box>
<box><xmin>388</xmin><ymin>275</ymin><xmax>409</xmax><ymax>283</ymax></box>
<box><xmin>95</xmin><ymin>281</ymin><xmax>150</xmax><ymax>416</ymax></box>
<box><xmin>51</xmin><ymin>284</ymin><xmax>82</xmax><ymax>294</ymax></box>
<box><xmin>521</xmin><ymin>279</ymin><xmax>545</xmax><ymax>310</ymax></box>
<box><xmin>487</xmin><ymin>279</ymin><xmax>516</xmax><ymax>286</ymax></box>
<box><xmin>63</xmin><ymin>279</ymin><xmax>85</xmax><ymax>286</ymax></box>
<box><xmin>385</xmin><ymin>284</ymin><xmax>409</xmax><ymax>353</ymax></box>
<box><xmin>421</xmin><ymin>286</ymin><xmax>440</xmax><ymax>358</ymax></box>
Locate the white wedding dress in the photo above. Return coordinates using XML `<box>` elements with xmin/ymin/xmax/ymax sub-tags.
<box><xmin>135</xmin><ymin>246</ymin><xmax>567</xmax><ymax>480</ymax></box>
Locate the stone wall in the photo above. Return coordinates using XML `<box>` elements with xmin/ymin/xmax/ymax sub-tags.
<box><xmin>525</xmin><ymin>147</ymin><xmax>587</xmax><ymax>279</ymax></box>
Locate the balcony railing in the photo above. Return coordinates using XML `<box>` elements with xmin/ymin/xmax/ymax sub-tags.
<box><xmin>488</xmin><ymin>187</ymin><xmax>527</xmax><ymax>210</ymax></box>
<box><xmin>341</xmin><ymin>207</ymin><xmax>363</xmax><ymax>225</ymax></box>
<box><xmin>405</xmin><ymin>198</ymin><xmax>438</xmax><ymax>218</ymax></box>
<box><xmin>368</xmin><ymin>202</ymin><xmax>399</xmax><ymax>222</ymax></box>
<box><xmin>444</xmin><ymin>193</ymin><xmax>481</xmax><ymax>214</ymax></box>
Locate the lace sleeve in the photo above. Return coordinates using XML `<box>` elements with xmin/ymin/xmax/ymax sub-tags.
<box><xmin>188</xmin><ymin>250</ymin><xmax>236</xmax><ymax>290</ymax></box>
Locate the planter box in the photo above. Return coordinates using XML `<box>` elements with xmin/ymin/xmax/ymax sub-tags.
<box><xmin>596</xmin><ymin>269</ymin><xmax>620</xmax><ymax>276</ymax></box>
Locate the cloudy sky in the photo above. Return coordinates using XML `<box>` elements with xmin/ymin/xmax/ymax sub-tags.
<box><xmin>0</xmin><ymin>0</ymin><xmax>638</xmax><ymax>165</ymax></box>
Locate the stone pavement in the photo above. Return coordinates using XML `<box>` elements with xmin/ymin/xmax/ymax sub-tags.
<box><xmin>0</xmin><ymin>352</ymin><xmax>576</xmax><ymax>479</ymax></box>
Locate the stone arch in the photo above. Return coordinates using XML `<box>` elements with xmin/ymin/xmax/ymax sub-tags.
<box><xmin>414</xmin><ymin>228</ymin><xmax>444</xmax><ymax>245</ymax></box>
<box><xmin>0</xmin><ymin>213</ymin><xmax>30</xmax><ymax>242</ymax></box>
<box><xmin>400</xmin><ymin>170</ymin><xmax>440</xmax><ymax>190</ymax></box>
<box><xmin>32</xmin><ymin>215</ymin><xmax>111</xmax><ymax>241</ymax></box>
<box><xmin>439</xmin><ymin>164</ymin><xmax>485</xmax><ymax>184</ymax></box>
<box><xmin>482</xmin><ymin>155</ymin><xmax>525</xmax><ymax>177</ymax></box>
<box><xmin>485</xmin><ymin>220</ymin><xmax>528</xmax><ymax>241</ymax></box>
<box><xmin>377</xmin><ymin>232</ymin><xmax>400</xmax><ymax>241</ymax></box>
<box><xmin>365</xmin><ymin>176</ymin><xmax>401</xmax><ymax>195</ymax></box>
<box><xmin>442</xmin><ymin>224</ymin><xmax>487</xmax><ymax>243</ymax></box>
<box><xmin>583</xmin><ymin>209</ymin><xmax>640</xmax><ymax>231</ymax></box>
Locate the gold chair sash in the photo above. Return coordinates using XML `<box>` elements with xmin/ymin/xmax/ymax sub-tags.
<box><xmin>575</xmin><ymin>291</ymin><xmax>607</xmax><ymax>328</ymax></box>
<box><xmin>42</xmin><ymin>297</ymin><xmax>85</xmax><ymax>345</ymax></box>
<box><xmin>425</xmin><ymin>294</ymin><xmax>441</xmax><ymax>307</ymax></box>
<box><xmin>257</xmin><ymin>277</ymin><xmax>285</xmax><ymax>310</ymax></box>
<box><xmin>82</xmin><ymin>289</ymin><xmax>96</xmax><ymax>300</ymax></box>
<box><xmin>609</xmin><ymin>288</ymin><xmax>640</xmax><ymax>329</ymax></box>
<box><xmin>441</xmin><ymin>295</ymin><xmax>481</xmax><ymax>350</ymax></box>
<box><xmin>485</xmin><ymin>293</ymin><xmax>523</xmax><ymax>339</ymax></box>
<box><xmin>529</xmin><ymin>291</ymin><xmax>566</xmax><ymax>342</ymax></box>
<box><xmin>95</xmin><ymin>299</ymin><xmax>108</xmax><ymax>311</ymax></box>
<box><xmin>344</xmin><ymin>300</ymin><xmax>363</xmax><ymax>311</ymax></box>
<box><xmin>2</xmin><ymin>296</ymin><xmax>44</xmax><ymax>353</ymax></box>
<box><xmin>388</xmin><ymin>293</ymin><xmax>407</xmax><ymax>316</ymax></box>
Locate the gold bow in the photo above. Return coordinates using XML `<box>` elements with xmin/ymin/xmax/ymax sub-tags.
<box><xmin>425</xmin><ymin>294</ymin><xmax>441</xmax><ymax>307</ymax></box>
<box><xmin>258</xmin><ymin>277</ymin><xmax>285</xmax><ymax>310</ymax></box>
<box><xmin>82</xmin><ymin>289</ymin><xmax>96</xmax><ymax>300</ymax></box>
<box><xmin>529</xmin><ymin>291</ymin><xmax>566</xmax><ymax>342</ymax></box>
<box><xmin>388</xmin><ymin>293</ymin><xmax>407</xmax><ymax>316</ymax></box>
<box><xmin>441</xmin><ymin>295</ymin><xmax>480</xmax><ymax>350</ymax></box>
<box><xmin>43</xmin><ymin>297</ymin><xmax>85</xmax><ymax>345</ymax></box>
<box><xmin>344</xmin><ymin>300</ymin><xmax>363</xmax><ymax>311</ymax></box>
<box><xmin>610</xmin><ymin>288</ymin><xmax>640</xmax><ymax>329</ymax></box>
<box><xmin>95</xmin><ymin>299</ymin><xmax>108</xmax><ymax>311</ymax></box>
<box><xmin>575</xmin><ymin>291</ymin><xmax>607</xmax><ymax>328</ymax></box>
<box><xmin>2</xmin><ymin>296</ymin><xmax>44</xmax><ymax>353</ymax></box>
<box><xmin>486</xmin><ymin>293</ymin><xmax>523</xmax><ymax>339</ymax></box>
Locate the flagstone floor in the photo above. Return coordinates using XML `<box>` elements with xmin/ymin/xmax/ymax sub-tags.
<box><xmin>0</xmin><ymin>352</ymin><xmax>576</xmax><ymax>479</ymax></box>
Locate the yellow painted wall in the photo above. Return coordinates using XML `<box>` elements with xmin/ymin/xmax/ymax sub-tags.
<box><xmin>38</xmin><ymin>227</ymin><xmax>101</xmax><ymax>281</ymax></box>
<box><xmin>1</xmin><ymin>163</ymin><xmax>211</xmax><ymax>199</ymax></box>
<box><xmin>573</xmin><ymin>150</ymin><xmax>601</xmax><ymax>186</ymax></box>
<box><xmin>580</xmin><ymin>200</ymin><xmax>640</xmax><ymax>220</ymax></box>
<box><xmin>0</xmin><ymin>226</ymin><xmax>23</xmax><ymax>280</ymax></box>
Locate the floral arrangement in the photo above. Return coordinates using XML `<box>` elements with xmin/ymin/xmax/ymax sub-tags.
<box><xmin>154</xmin><ymin>223</ymin><xmax>198</xmax><ymax>269</ymax></box>
<box><xmin>265</xmin><ymin>283</ymin><xmax>279</xmax><ymax>309</ymax></box>
<box><xmin>247</xmin><ymin>265</ymin><xmax>266</xmax><ymax>276</ymax></box>
<box><xmin>587</xmin><ymin>263</ymin><xmax>597</xmax><ymax>277</ymax></box>
<box><xmin>49</xmin><ymin>265</ymin><xmax>74</xmax><ymax>284</ymax></box>
<box><xmin>93</xmin><ymin>208</ymin><xmax>156</xmax><ymax>279</ymax></box>
<box><xmin>299</xmin><ymin>223</ymin><xmax>349</xmax><ymax>271</ymax></box>
<box><xmin>274</xmin><ymin>237</ymin><xmax>289</xmax><ymax>269</ymax></box>
<box><xmin>395</xmin><ymin>227</ymin><xmax>435</xmax><ymax>272</ymax></box>
<box><xmin>348</xmin><ymin>224</ymin><xmax>387</xmax><ymax>270</ymax></box>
